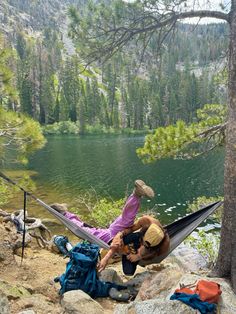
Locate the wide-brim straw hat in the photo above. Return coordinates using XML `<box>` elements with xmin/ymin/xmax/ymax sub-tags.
<box><xmin>143</xmin><ymin>223</ymin><xmax>164</xmax><ymax>247</ymax></box>
<box><xmin>135</xmin><ymin>179</ymin><xmax>155</xmax><ymax>198</ymax></box>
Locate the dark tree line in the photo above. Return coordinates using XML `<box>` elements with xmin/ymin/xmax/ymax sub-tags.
<box><xmin>5</xmin><ymin>22</ymin><xmax>227</xmax><ymax>133</ymax></box>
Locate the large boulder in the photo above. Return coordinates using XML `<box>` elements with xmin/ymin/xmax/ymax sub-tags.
<box><xmin>136</xmin><ymin>263</ymin><xmax>184</xmax><ymax>301</ymax></box>
<box><xmin>61</xmin><ymin>290</ymin><xmax>104</xmax><ymax>314</ymax></box>
<box><xmin>12</xmin><ymin>293</ymin><xmax>62</xmax><ymax>314</ymax></box>
<box><xmin>174</xmin><ymin>274</ymin><xmax>236</xmax><ymax>314</ymax></box>
<box><xmin>113</xmin><ymin>266</ymin><xmax>236</xmax><ymax>314</ymax></box>
<box><xmin>114</xmin><ymin>299</ymin><xmax>196</xmax><ymax>314</ymax></box>
<box><xmin>166</xmin><ymin>243</ymin><xmax>207</xmax><ymax>272</ymax></box>
<box><xmin>125</xmin><ymin>271</ymin><xmax>158</xmax><ymax>290</ymax></box>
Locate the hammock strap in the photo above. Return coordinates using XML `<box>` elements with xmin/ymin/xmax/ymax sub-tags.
<box><xmin>0</xmin><ymin>171</ymin><xmax>109</xmax><ymax>250</ymax></box>
<box><xmin>21</xmin><ymin>191</ymin><xmax>27</xmax><ymax>265</ymax></box>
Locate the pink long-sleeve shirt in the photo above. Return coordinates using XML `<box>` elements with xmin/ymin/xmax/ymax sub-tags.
<box><xmin>64</xmin><ymin>193</ymin><xmax>140</xmax><ymax>243</ymax></box>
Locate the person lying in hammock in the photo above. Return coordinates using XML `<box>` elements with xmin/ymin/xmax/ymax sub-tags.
<box><xmin>97</xmin><ymin>215</ymin><xmax>170</xmax><ymax>275</ymax></box>
<box><xmin>51</xmin><ymin>179</ymin><xmax>154</xmax><ymax>245</ymax></box>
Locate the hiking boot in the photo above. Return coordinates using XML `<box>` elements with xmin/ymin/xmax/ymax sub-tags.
<box><xmin>53</xmin><ymin>235</ymin><xmax>70</xmax><ymax>256</ymax></box>
<box><xmin>50</xmin><ymin>203</ymin><xmax>68</xmax><ymax>214</ymax></box>
<box><xmin>109</xmin><ymin>287</ymin><xmax>130</xmax><ymax>302</ymax></box>
<box><xmin>126</xmin><ymin>285</ymin><xmax>138</xmax><ymax>299</ymax></box>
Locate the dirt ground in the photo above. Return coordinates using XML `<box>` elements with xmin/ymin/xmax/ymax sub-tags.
<box><xmin>0</xmin><ymin>219</ymin><xmax>133</xmax><ymax>313</ymax></box>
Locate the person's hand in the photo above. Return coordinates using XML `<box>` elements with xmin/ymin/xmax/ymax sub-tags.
<box><xmin>97</xmin><ymin>257</ymin><xmax>108</xmax><ymax>272</ymax></box>
<box><xmin>127</xmin><ymin>253</ymin><xmax>141</xmax><ymax>262</ymax></box>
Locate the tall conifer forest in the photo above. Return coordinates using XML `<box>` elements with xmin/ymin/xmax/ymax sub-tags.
<box><xmin>0</xmin><ymin>0</ymin><xmax>229</xmax><ymax>133</ymax></box>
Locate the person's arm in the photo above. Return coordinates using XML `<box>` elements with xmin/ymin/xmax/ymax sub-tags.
<box><xmin>98</xmin><ymin>247</ymin><xmax>117</xmax><ymax>272</ymax></box>
<box><xmin>97</xmin><ymin>233</ymin><xmax>123</xmax><ymax>272</ymax></box>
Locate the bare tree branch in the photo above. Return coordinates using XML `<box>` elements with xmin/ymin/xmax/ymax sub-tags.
<box><xmin>198</xmin><ymin>123</ymin><xmax>227</xmax><ymax>138</ymax></box>
<box><xmin>76</xmin><ymin>7</ymin><xmax>229</xmax><ymax>66</ymax></box>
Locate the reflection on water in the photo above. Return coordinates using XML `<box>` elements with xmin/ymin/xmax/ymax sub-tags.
<box><xmin>3</xmin><ymin>134</ymin><xmax>224</xmax><ymax>230</ymax></box>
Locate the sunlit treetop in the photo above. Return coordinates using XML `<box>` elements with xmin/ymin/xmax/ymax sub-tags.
<box><xmin>137</xmin><ymin>103</ymin><xmax>227</xmax><ymax>162</ymax></box>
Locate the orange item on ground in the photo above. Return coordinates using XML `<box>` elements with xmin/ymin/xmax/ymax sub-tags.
<box><xmin>195</xmin><ymin>279</ymin><xmax>222</xmax><ymax>304</ymax></box>
<box><xmin>175</xmin><ymin>279</ymin><xmax>222</xmax><ymax>304</ymax></box>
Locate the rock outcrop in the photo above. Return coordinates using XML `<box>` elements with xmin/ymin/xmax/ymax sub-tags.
<box><xmin>61</xmin><ymin>290</ymin><xmax>104</xmax><ymax>314</ymax></box>
<box><xmin>0</xmin><ymin>217</ymin><xmax>236</xmax><ymax>314</ymax></box>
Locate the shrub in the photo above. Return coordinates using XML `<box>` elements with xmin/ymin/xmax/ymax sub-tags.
<box><xmin>184</xmin><ymin>195</ymin><xmax>223</xmax><ymax>267</ymax></box>
<box><xmin>0</xmin><ymin>172</ymin><xmax>36</xmax><ymax>206</ymax></box>
<box><xmin>0</xmin><ymin>178</ymin><xmax>12</xmax><ymax>206</ymax></box>
<box><xmin>90</xmin><ymin>198</ymin><xmax>125</xmax><ymax>228</ymax></box>
<box><xmin>85</xmin><ymin>124</ymin><xmax>109</xmax><ymax>134</ymax></box>
<box><xmin>43</xmin><ymin>121</ymin><xmax>79</xmax><ymax>135</ymax></box>
<box><xmin>187</xmin><ymin>196</ymin><xmax>223</xmax><ymax>222</ymax></box>
<box><xmin>185</xmin><ymin>229</ymin><xmax>220</xmax><ymax>267</ymax></box>
<box><xmin>71</xmin><ymin>190</ymin><xmax>127</xmax><ymax>228</ymax></box>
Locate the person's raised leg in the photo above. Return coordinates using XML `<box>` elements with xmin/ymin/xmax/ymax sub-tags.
<box><xmin>50</xmin><ymin>203</ymin><xmax>83</xmax><ymax>224</ymax></box>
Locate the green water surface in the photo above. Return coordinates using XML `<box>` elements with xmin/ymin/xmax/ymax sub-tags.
<box><xmin>4</xmin><ymin>134</ymin><xmax>224</xmax><ymax>227</ymax></box>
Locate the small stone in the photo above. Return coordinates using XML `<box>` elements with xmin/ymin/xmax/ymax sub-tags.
<box><xmin>99</xmin><ymin>268</ymin><xmax>123</xmax><ymax>285</ymax></box>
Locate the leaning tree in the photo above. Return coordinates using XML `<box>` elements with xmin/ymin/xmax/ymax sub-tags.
<box><xmin>0</xmin><ymin>36</ymin><xmax>46</xmax><ymax>165</ymax></box>
<box><xmin>69</xmin><ymin>0</ymin><xmax>236</xmax><ymax>291</ymax></box>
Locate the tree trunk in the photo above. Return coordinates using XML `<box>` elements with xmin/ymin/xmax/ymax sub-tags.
<box><xmin>38</xmin><ymin>44</ymin><xmax>46</xmax><ymax>124</ymax></box>
<box><xmin>216</xmin><ymin>2</ymin><xmax>236</xmax><ymax>292</ymax></box>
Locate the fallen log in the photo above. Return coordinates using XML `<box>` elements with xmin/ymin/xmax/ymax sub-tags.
<box><xmin>0</xmin><ymin>209</ymin><xmax>51</xmax><ymax>249</ymax></box>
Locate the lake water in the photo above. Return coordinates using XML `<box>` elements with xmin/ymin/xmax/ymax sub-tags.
<box><xmin>3</xmin><ymin>134</ymin><xmax>224</xmax><ymax>226</ymax></box>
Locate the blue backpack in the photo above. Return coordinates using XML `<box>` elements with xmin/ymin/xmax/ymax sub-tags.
<box><xmin>54</xmin><ymin>242</ymin><xmax>122</xmax><ymax>298</ymax></box>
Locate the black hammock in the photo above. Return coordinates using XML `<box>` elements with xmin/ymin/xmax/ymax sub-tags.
<box><xmin>0</xmin><ymin>172</ymin><xmax>222</xmax><ymax>263</ymax></box>
<box><xmin>139</xmin><ymin>200</ymin><xmax>222</xmax><ymax>266</ymax></box>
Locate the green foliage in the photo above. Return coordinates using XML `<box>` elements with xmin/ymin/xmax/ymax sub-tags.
<box><xmin>69</xmin><ymin>188</ymin><xmax>127</xmax><ymax>228</ymax></box>
<box><xmin>0</xmin><ymin>108</ymin><xmax>46</xmax><ymax>164</ymax></box>
<box><xmin>65</xmin><ymin>1</ymin><xmax>228</xmax><ymax>132</ymax></box>
<box><xmin>1</xmin><ymin>2</ymin><xmax>229</xmax><ymax>135</ymax></box>
<box><xmin>137</xmin><ymin>104</ymin><xmax>226</xmax><ymax>163</ymax></box>
<box><xmin>0</xmin><ymin>171</ymin><xmax>36</xmax><ymax>206</ymax></box>
<box><xmin>85</xmin><ymin>124</ymin><xmax>114</xmax><ymax>134</ymax></box>
<box><xmin>90</xmin><ymin>198</ymin><xmax>126</xmax><ymax>228</ymax></box>
<box><xmin>43</xmin><ymin>121</ymin><xmax>150</xmax><ymax>135</ymax></box>
<box><xmin>0</xmin><ymin>178</ymin><xmax>13</xmax><ymax>206</ymax></box>
<box><xmin>196</xmin><ymin>104</ymin><xmax>226</xmax><ymax>125</ymax></box>
<box><xmin>187</xmin><ymin>196</ymin><xmax>223</xmax><ymax>222</ymax></box>
<box><xmin>185</xmin><ymin>230</ymin><xmax>220</xmax><ymax>267</ymax></box>
<box><xmin>43</xmin><ymin>121</ymin><xmax>80</xmax><ymax>135</ymax></box>
<box><xmin>213</xmin><ymin>68</ymin><xmax>228</xmax><ymax>86</ymax></box>
<box><xmin>0</xmin><ymin>35</ymin><xmax>18</xmax><ymax>104</ymax></box>
<box><xmin>184</xmin><ymin>195</ymin><xmax>222</xmax><ymax>267</ymax></box>
<box><xmin>68</xmin><ymin>1</ymin><xmax>228</xmax><ymax>66</ymax></box>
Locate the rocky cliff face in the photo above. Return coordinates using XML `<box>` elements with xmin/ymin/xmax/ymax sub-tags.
<box><xmin>0</xmin><ymin>0</ymin><xmax>77</xmax><ymax>42</ymax></box>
